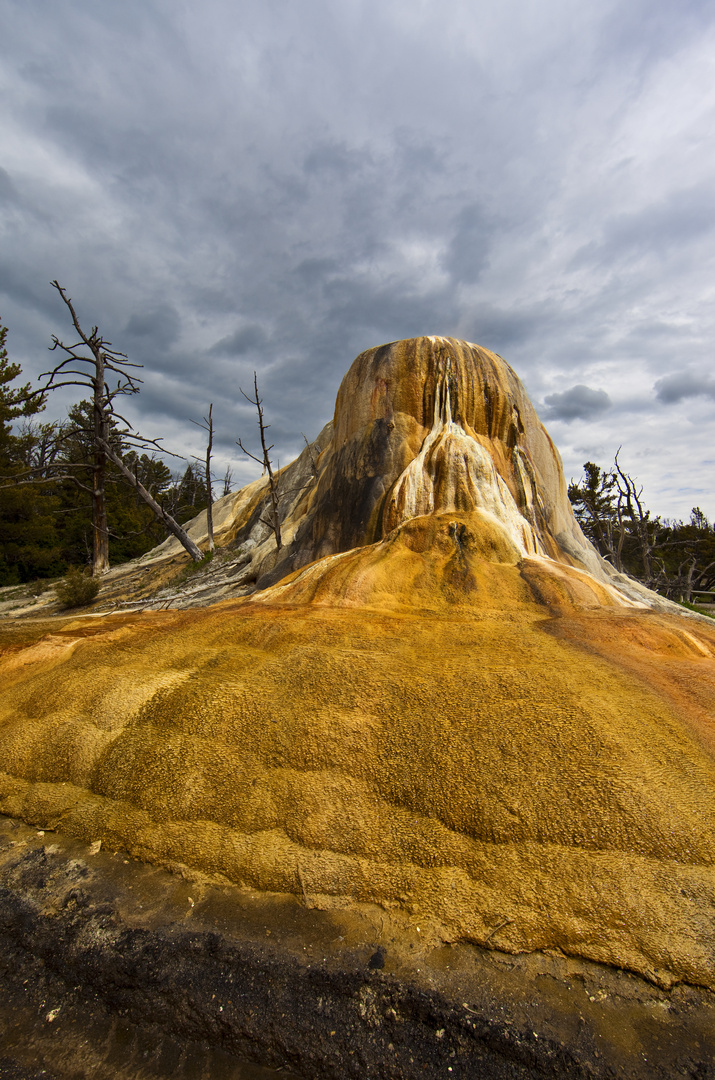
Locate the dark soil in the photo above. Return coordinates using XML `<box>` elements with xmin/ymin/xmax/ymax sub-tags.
<box><xmin>0</xmin><ymin>815</ymin><xmax>713</xmax><ymax>1079</ymax></box>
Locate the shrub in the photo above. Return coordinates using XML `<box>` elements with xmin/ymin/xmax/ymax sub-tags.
<box><xmin>26</xmin><ymin>579</ymin><xmax>52</xmax><ymax>597</ymax></box>
<box><xmin>168</xmin><ymin>550</ymin><xmax>215</xmax><ymax>588</ymax></box>
<box><xmin>678</xmin><ymin>600</ymin><xmax>714</xmax><ymax>619</ymax></box>
<box><xmin>55</xmin><ymin>567</ymin><xmax>100</xmax><ymax>609</ymax></box>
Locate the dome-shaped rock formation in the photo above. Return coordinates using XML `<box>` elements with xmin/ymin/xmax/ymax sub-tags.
<box><xmin>142</xmin><ymin>337</ymin><xmax>665</xmax><ymax>610</ymax></box>
<box><xmin>296</xmin><ymin>336</ymin><xmax>552</xmax><ymax>561</ymax></box>
<box><xmin>1</xmin><ymin>337</ymin><xmax>714</xmax><ymax>994</ymax></box>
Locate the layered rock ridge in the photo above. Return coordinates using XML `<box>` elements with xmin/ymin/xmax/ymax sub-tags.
<box><xmin>1</xmin><ymin>589</ymin><xmax>714</xmax><ymax>990</ymax></box>
<box><xmin>380</xmin><ymin>351</ymin><xmax>540</xmax><ymax>557</ymax></box>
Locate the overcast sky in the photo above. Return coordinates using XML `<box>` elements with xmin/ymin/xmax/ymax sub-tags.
<box><xmin>1</xmin><ymin>0</ymin><xmax>714</xmax><ymax>519</ymax></box>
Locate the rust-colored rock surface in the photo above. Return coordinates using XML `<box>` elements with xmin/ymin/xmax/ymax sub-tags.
<box><xmin>296</xmin><ymin>337</ymin><xmax>572</xmax><ymax>562</ymax></box>
<box><xmin>144</xmin><ymin>337</ymin><xmax>653</xmax><ymax>601</ymax></box>
<box><xmin>1</xmin><ymin>338</ymin><xmax>714</xmax><ymax>995</ymax></box>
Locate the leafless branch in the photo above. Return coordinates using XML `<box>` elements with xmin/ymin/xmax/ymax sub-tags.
<box><xmin>302</xmin><ymin>432</ymin><xmax>320</xmax><ymax>479</ymax></box>
<box><xmin>236</xmin><ymin>372</ymin><xmax>282</xmax><ymax>549</ymax></box>
<box><xmin>97</xmin><ymin>438</ymin><xmax>203</xmax><ymax>562</ymax></box>
<box><xmin>189</xmin><ymin>403</ymin><xmax>215</xmax><ymax>551</ymax></box>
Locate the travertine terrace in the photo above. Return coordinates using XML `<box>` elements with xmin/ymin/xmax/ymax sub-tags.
<box><xmin>1</xmin><ymin>337</ymin><xmax>714</xmax><ymax>993</ymax></box>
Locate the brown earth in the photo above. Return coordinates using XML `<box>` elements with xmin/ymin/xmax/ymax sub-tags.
<box><xmin>1</xmin><ymin>815</ymin><xmax>713</xmax><ymax>1080</ymax></box>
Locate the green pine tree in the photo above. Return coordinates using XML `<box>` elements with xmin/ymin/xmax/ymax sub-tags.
<box><xmin>0</xmin><ymin>318</ymin><xmax>64</xmax><ymax>585</ymax></box>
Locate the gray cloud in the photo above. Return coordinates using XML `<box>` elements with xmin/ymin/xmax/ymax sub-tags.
<box><xmin>443</xmin><ymin>204</ymin><xmax>495</xmax><ymax>284</ymax></box>
<box><xmin>304</xmin><ymin>143</ymin><xmax>370</xmax><ymax>177</ymax></box>
<box><xmin>208</xmin><ymin>325</ymin><xmax>268</xmax><ymax>357</ymax></box>
<box><xmin>571</xmin><ymin>184</ymin><xmax>715</xmax><ymax>271</ymax></box>
<box><xmin>461</xmin><ymin>303</ymin><xmax>556</xmax><ymax>355</ymax></box>
<box><xmin>0</xmin><ymin>0</ymin><xmax>714</xmax><ymax>519</ymax></box>
<box><xmin>124</xmin><ymin>304</ymin><xmax>181</xmax><ymax>345</ymax></box>
<box><xmin>544</xmin><ymin>385</ymin><xmax>612</xmax><ymax>422</ymax></box>
<box><xmin>654</xmin><ymin>371</ymin><xmax>715</xmax><ymax>404</ymax></box>
<box><xmin>292</xmin><ymin>258</ymin><xmax>340</xmax><ymax>287</ymax></box>
<box><xmin>0</xmin><ymin>168</ymin><xmax>19</xmax><ymax>205</ymax></box>
<box><xmin>595</xmin><ymin>0</ymin><xmax>709</xmax><ymax>69</ymax></box>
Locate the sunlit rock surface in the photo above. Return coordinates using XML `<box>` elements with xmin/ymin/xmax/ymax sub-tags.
<box><xmin>143</xmin><ymin>337</ymin><xmax>650</xmax><ymax>598</ymax></box>
<box><xmin>297</xmin><ymin>337</ymin><xmax>555</xmax><ymax>562</ymax></box>
<box><xmin>141</xmin><ymin>337</ymin><xmax>673</xmax><ymax>610</ymax></box>
<box><xmin>0</xmin><ymin>337</ymin><xmax>714</xmax><ymax>993</ymax></box>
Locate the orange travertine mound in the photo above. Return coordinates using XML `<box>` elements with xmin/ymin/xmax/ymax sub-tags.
<box><xmin>0</xmin><ymin>339</ymin><xmax>713</xmax><ymax>991</ymax></box>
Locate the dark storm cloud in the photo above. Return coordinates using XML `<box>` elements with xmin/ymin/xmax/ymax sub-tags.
<box><xmin>208</xmin><ymin>325</ymin><xmax>269</xmax><ymax>357</ymax></box>
<box><xmin>0</xmin><ymin>259</ymin><xmax>58</xmax><ymax>318</ymax></box>
<box><xmin>622</xmin><ymin>319</ymin><xmax>689</xmax><ymax>344</ymax></box>
<box><xmin>291</xmin><ymin>258</ymin><xmax>340</xmax><ymax>288</ymax></box>
<box><xmin>124</xmin><ymin>304</ymin><xmax>181</xmax><ymax>346</ymax></box>
<box><xmin>393</xmin><ymin>132</ymin><xmax>446</xmax><ymax>180</ymax></box>
<box><xmin>595</xmin><ymin>0</ymin><xmax>710</xmax><ymax>67</ymax></box>
<box><xmin>443</xmin><ymin>204</ymin><xmax>495</xmax><ymax>285</ymax></box>
<box><xmin>654</xmin><ymin>371</ymin><xmax>715</xmax><ymax>404</ymax></box>
<box><xmin>544</xmin><ymin>385</ymin><xmax>612</xmax><ymax>423</ymax></box>
<box><xmin>303</xmin><ymin>143</ymin><xmax>370</xmax><ymax>177</ymax></box>
<box><xmin>0</xmin><ymin>168</ymin><xmax>20</xmax><ymax>205</ymax></box>
<box><xmin>321</xmin><ymin>275</ymin><xmax>457</xmax><ymax>342</ymax></box>
<box><xmin>1</xmin><ymin>0</ymin><xmax>714</xmax><ymax>519</ymax></box>
<box><xmin>462</xmin><ymin>303</ymin><xmax>556</xmax><ymax>355</ymax></box>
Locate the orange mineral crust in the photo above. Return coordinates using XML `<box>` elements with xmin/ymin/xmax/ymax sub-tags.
<box><xmin>1</xmin><ymin>337</ymin><xmax>713</xmax><ymax>996</ymax></box>
<box><xmin>143</xmin><ymin>336</ymin><xmax>650</xmax><ymax>599</ymax></box>
<box><xmin>1</xmin><ymin>514</ymin><xmax>714</xmax><ymax>991</ymax></box>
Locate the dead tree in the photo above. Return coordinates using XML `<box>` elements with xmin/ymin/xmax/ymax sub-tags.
<box><xmin>568</xmin><ymin>460</ymin><xmax>625</xmax><ymax>570</ymax></box>
<box><xmin>27</xmin><ymin>281</ymin><xmax>203</xmax><ymax>571</ymax></box>
<box><xmin>190</xmin><ymin>403</ymin><xmax>215</xmax><ymax>552</ymax></box>
<box><xmin>613</xmin><ymin>449</ymin><xmax>659</xmax><ymax>588</ymax></box>
<box><xmin>302</xmin><ymin>432</ymin><xmax>321</xmax><ymax>480</ymax></box>
<box><xmin>97</xmin><ymin>439</ymin><xmax>202</xmax><ymax>561</ymax></box>
<box><xmin>237</xmin><ymin>373</ymin><xmax>282</xmax><ymax>550</ymax></box>
<box><xmin>33</xmin><ymin>281</ymin><xmax>146</xmax><ymax>574</ymax></box>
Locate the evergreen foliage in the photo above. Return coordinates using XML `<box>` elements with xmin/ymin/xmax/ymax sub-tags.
<box><xmin>569</xmin><ymin>458</ymin><xmax>715</xmax><ymax>602</ymax></box>
<box><xmin>55</xmin><ymin>566</ymin><xmax>101</xmax><ymax>609</ymax></box>
<box><xmin>172</xmin><ymin>464</ymin><xmax>210</xmax><ymax>524</ymax></box>
<box><xmin>0</xmin><ymin>315</ymin><xmax>212</xmax><ymax>586</ymax></box>
<box><xmin>0</xmin><ymin>319</ymin><xmax>64</xmax><ymax>584</ymax></box>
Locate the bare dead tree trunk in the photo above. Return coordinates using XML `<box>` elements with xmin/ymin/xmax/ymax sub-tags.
<box><xmin>99</xmin><ymin>439</ymin><xmax>203</xmax><ymax>562</ymax></box>
<box><xmin>36</xmin><ymin>282</ymin><xmax>205</xmax><ymax>570</ymax></box>
<box><xmin>302</xmin><ymin>432</ymin><xmax>321</xmax><ymax>480</ymax></box>
<box><xmin>614</xmin><ymin>450</ymin><xmax>657</xmax><ymax>587</ymax></box>
<box><xmin>43</xmin><ymin>281</ymin><xmax>145</xmax><ymax>575</ymax></box>
<box><xmin>613</xmin><ymin>503</ymin><xmax>626</xmax><ymax>574</ymax></box>
<box><xmin>237</xmin><ymin>372</ymin><xmax>282</xmax><ymax>550</ymax></box>
<box><xmin>681</xmin><ymin>557</ymin><xmax>697</xmax><ymax>604</ymax></box>
<box><xmin>191</xmin><ymin>404</ymin><xmax>215</xmax><ymax>553</ymax></box>
<box><xmin>92</xmin><ymin>357</ymin><xmax>110</xmax><ymax>575</ymax></box>
<box><xmin>574</xmin><ymin>486</ymin><xmax>622</xmax><ymax>569</ymax></box>
<box><xmin>205</xmin><ymin>403</ymin><xmax>214</xmax><ymax>552</ymax></box>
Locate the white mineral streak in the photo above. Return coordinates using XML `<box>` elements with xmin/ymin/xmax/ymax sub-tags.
<box><xmin>386</xmin><ymin>360</ymin><xmax>542</xmax><ymax>556</ymax></box>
